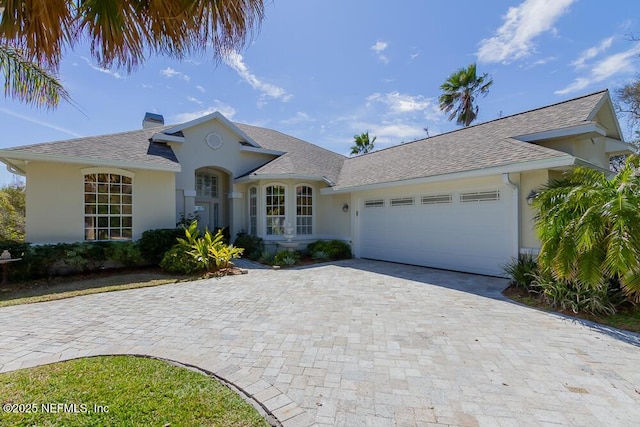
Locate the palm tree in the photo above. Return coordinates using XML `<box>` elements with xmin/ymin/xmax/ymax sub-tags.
<box><xmin>0</xmin><ymin>44</ymin><xmax>70</xmax><ymax>108</ymax></box>
<box><xmin>533</xmin><ymin>155</ymin><xmax>640</xmax><ymax>301</ymax></box>
<box><xmin>439</xmin><ymin>63</ymin><xmax>493</xmax><ymax>127</ymax></box>
<box><xmin>0</xmin><ymin>0</ymin><xmax>265</xmax><ymax>108</ymax></box>
<box><xmin>350</xmin><ymin>131</ymin><xmax>376</xmax><ymax>156</ymax></box>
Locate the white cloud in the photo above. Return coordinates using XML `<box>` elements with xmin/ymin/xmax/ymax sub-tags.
<box><xmin>371</xmin><ymin>41</ymin><xmax>389</xmax><ymax>63</ymax></box>
<box><xmin>195</xmin><ymin>85</ymin><xmax>206</xmax><ymax>93</ymax></box>
<box><xmin>172</xmin><ymin>101</ymin><xmax>237</xmax><ymax>123</ymax></box>
<box><xmin>571</xmin><ymin>37</ymin><xmax>614</xmax><ymax>69</ymax></box>
<box><xmin>81</xmin><ymin>57</ymin><xmax>123</xmax><ymax>79</ymax></box>
<box><xmin>366</xmin><ymin>92</ymin><xmax>440</xmax><ymax>121</ymax></box>
<box><xmin>187</xmin><ymin>96</ymin><xmax>203</xmax><ymax>105</ymax></box>
<box><xmin>223</xmin><ymin>51</ymin><xmax>292</xmax><ymax>105</ymax></box>
<box><xmin>160</xmin><ymin>67</ymin><xmax>190</xmax><ymax>81</ymax></box>
<box><xmin>280</xmin><ymin>112</ymin><xmax>313</xmax><ymax>126</ymax></box>
<box><xmin>477</xmin><ymin>0</ymin><xmax>576</xmax><ymax>64</ymax></box>
<box><xmin>555</xmin><ymin>42</ymin><xmax>640</xmax><ymax>95</ymax></box>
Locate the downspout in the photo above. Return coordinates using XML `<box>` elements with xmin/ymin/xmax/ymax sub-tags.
<box><xmin>502</xmin><ymin>173</ymin><xmax>520</xmax><ymax>258</ymax></box>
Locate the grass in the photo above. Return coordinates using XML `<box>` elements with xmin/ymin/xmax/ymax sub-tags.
<box><xmin>0</xmin><ymin>268</ymin><xmax>195</xmax><ymax>307</ymax></box>
<box><xmin>0</xmin><ymin>355</ymin><xmax>270</xmax><ymax>426</ymax></box>
<box><xmin>503</xmin><ymin>285</ymin><xmax>640</xmax><ymax>334</ymax></box>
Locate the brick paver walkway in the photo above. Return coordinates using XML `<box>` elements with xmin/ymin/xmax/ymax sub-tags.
<box><xmin>1</xmin><ymin>260</ymin><xmax>639</xmax><ymax>426</ymax></box>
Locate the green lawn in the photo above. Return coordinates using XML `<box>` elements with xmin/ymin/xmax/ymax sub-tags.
<box><xmin>0</xmin><ymin>356</ymin><xmax>271</xmax><ymax>427</ymax></box>
<box><xmin>0</xmin><ymin>269</ymin><xmax>193</xmax><ymax>307</ymax></box>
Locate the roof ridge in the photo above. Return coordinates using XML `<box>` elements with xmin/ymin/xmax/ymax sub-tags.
<box><xmin>234</xmin><ymin>122</ymin><xmax>348</xmax><ymax>160</ymax></box>
<box><xmin>349</xmin><ymin>89</ymin><xmax>609</xmax><ymax>159</ymax></box>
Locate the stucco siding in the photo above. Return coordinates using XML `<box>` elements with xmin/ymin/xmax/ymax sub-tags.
<box><xmin>519</xmin><ymin>170</ymin><xmax>549</xmax><ymax>251</ymax></box>
<box><xmin>25</xmin><ymin>162</ymin><xmax>175</xmax><ymax>244</ymax></box>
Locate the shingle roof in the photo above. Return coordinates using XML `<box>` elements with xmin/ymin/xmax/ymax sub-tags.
<box><xmin>234</xmin><ymin>123</ymin><xmax>346</xmax><ymax>184</ymax></box>
<box><xmin>334</xmin><ymin>90</ymin><xmax>607</xmax><ymax>190</ymax></box>
<box><xmin>1</xmin><ymin>126</ymin><xmax>180</xmax><ymax>170</ymax></box>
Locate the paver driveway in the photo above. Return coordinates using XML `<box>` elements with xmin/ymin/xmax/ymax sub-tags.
<box><xmin>1</xmin><ymin>259</ymin><xmax>639</xmax><ymax>426</ymax></box>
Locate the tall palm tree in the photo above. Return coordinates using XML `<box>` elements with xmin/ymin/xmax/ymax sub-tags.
<box><xmin>0</xmin><ymin>44</ymin><xmax>70</xmax><ymax>108</ymax></box>
<box><xmin>0</xmin><ymin>0</ymin><xmax>265</xmax><ymax>107</ymax></box>
<box><xmin>350</xmin><ymin>131</ymin><xmax>376</xmax><ymax>156</ymax></box>
<box><xmin>439</xmin><ymin>63</ymin><xmax>493</xmax><ymax>127</ymax></box>
<box><xmin>533</xmin><ymin>155</ymin><xmax>640</xmax><ymax>301</ymax></box>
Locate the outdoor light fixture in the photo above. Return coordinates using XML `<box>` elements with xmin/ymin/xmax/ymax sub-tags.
<box><xmin>342</xmin><ymin>203</ymin><xmax>349</xmax><ymax>212</ymax></box>
<box><xmin>526</xmin><ymin>190</ymin><xmax>539</xmax><ymax>206</ymax></box>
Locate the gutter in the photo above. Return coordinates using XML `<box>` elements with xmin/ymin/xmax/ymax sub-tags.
<box><xmin>502</xmin><ymin>173</ymin><xmax>520</xmax><ymax>259</ymax></box>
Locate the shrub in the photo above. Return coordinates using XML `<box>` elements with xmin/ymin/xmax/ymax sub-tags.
<box><xmin>234</xmin><ymin>233</ymin><xmax>264</xmax><ymax>260</ymax></box>
<box><xmin>307</xmin><ymin>240</ymin><xmax>351</xmax><ymax>260</ymax></box>
<box><xmin>159</xmin><ymin>245</ymin><xmax>203</xmax><ymax>274</ymax></box>
<box><xmin>258</xmin><ymin>249</ymin><xmax>275</xmax><ymax>265</ymax></box>
<box><xmin>273</xmin><ymin>250</ymin><xmax>300</xmax><ymax>267</ymax></box>
<box><xmin>178</xmin><ymin>221</ymin><xmax>243</xmax><ymax>271</ymax></box>
<box><xmin>138</xmin><ymin>228</ymin><xmax>185</xmax><ymax>265</ymax></box>
<box><xmin>310</xmin><ymin>249</ymin><xmax>330</xmax><ymax>262</ymax></box>
<box><xmin>532</xmin><ymin>272</ymin><xmax>618</xmax><ymax>316</ymax></box>
<box><xmin>503</xmin><ymin>254</ymin><xmax>539</xmax><ymax>291</ymax></box>
<box><xmin>106</xmin><ymin>241</ymin><xmax>143</xmax><ymax>267</ymax></box>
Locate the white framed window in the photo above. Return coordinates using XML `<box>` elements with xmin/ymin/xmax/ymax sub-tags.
<box><xmin>390</xmin><ymin>197</ymin><xmax>415</xmax><ymax>207</ymax></box>
<box><xmin>296</xmin><ymin>185</ymin><xmax>313</xmax><ymax>235</ymax></box>
<box><xmin>460</xmin><ymin>190</ymin><xmax>500</xmax><ymax>203</ymax></box>
<box><xmin>265</xmin><ymin>184</ymin><xmax>286</xmax><ymax>235</ymax></box>
<box><xmin>249</xmin><ymin>187</ymin><xmax>257</xmax><ymax>235</ymax></box>
<box><xmin>364</xmin><ymin>199</ymin><xmax>385</xmax><ymax>208</ymax></box>
<box><xmin>84</xmin><ymin>172</ymin><xmax>133</xmax><ymax>241</ymax></box>
<box><xmin>196</xmin><ymin>172</ymin><xmax>218</xmax><ymax>198</ymax></box>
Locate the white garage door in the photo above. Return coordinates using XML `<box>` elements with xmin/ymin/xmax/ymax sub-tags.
<box><xmin>358</xmin><ymin>187</ymin><xmax>514</xmax><ymax>276</ymax></box>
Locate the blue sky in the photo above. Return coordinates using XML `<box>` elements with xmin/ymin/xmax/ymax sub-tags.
<box><xmin>1</xmin><ymin>0</ymin><xmax>639</xmax><ymax>186</ymax></box>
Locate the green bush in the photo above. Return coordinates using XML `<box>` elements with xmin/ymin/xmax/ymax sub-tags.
<box><xmin>533</xmin><ymin>272</ymin><xmax>618</xmax><ymax>316</ymax></box>
<box><xmin>307</xmin><ymin>240</ymin><xmax>351</xmax><ymax>260</ymax></box>
<box><xmin>503</xmin><ymin>254</ymin><xmax>539</xmax><ymax>291</ymax></box>
<box><xmin>138</xmin><ymin>228</ymin><xmax>185</xmax><ymax>265</ymax></box>
<box><xmin>258</xmin><ymin>249</ymin><xmax>275</xmax><ymax>265</ymax></box>
<box><xmin>273</xmin><ymin>250</ymin><xmax>300</xmax><ymax>267</ymax></box>
<box><xmin>178</xmin><ymin>221</ymin><xmax>243</xmax><ymax>271</ymax></box>
<box><xmin>159</xmin><ymin>245</ymin><xmax>203</xmax><ymax>275</ymax></box>
<box><xmin>106</xmin><ymin>241</ymin><xmax>143</xmax><ymax>267</ymax></box>
<box><xmin>233</xmin><ymin>233</ymin><xmax>264</xmax><ymax>260</ymax></box>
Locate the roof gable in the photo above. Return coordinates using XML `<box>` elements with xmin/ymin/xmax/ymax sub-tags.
<box><xmin>161</xmin><ymin>111</ymin><xmax>261</xmax><ymax>148</ymax></box>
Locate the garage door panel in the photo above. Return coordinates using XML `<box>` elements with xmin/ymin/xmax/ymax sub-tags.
<box><xmin>359</xmin><ymin>188</ymin><xmax>513</xmax><ymax>276</ymax></box>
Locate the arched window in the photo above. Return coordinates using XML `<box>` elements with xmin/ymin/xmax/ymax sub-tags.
<box><xmin>296</xmin><ymin>185</ymin><xmax>313</xmax><ymax>235</ymax></box>
<box><xmin>265</xmin><ymin>185</ymin><xmax>285</xmax><ymax>235</ymax></box>
<box><xmin>84</xmin><ymin>172</ymin><xmax>133</xmax><ymax>240</ymax></box>
<box><xmin>249</xmin><ymin>187</ymin><xmax>257</xmax><ymax>235</ymax></box>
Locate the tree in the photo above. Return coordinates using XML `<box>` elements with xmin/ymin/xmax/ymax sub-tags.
<box><xmin>350</xmin><ymin>131</ymin><xmax>376</xmax><ymax>156</ymax></box>
<box><xmin>0</xmin><ymin>0</ymin><xmax>265</xmax><ymax>108</ymax></box>
<box><xmin>0</xmin><ymin>183</ymin><xmax>25</xmax><ymax>241</ymax></box>
<box><xmin>0</xmin><ymin>44</ymin><xmax>70</xmax><ymax>108</ymax></box>
<box><xmin>532</xmin><ymin>155</ymin><xmax>640</xmax><ymax>301</ymax></box>
<box><xmin>439</xmin><ymin>63</ymin><xmax>493</xmax><ymax>127</ymax></box>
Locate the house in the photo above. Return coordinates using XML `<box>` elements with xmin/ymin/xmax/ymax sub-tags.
<box><xmin>0</xmin><ymin>90</ymin><xmax>633</xmax><ymax>276</ymax></box>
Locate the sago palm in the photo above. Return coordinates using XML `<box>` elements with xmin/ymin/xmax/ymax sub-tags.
<box><xmin>533</xmin><ymin>155</ymin><xmax>640</xmax><ymax>300</ymax></box>
<box><xmin>439</xmin><ymin>63</ymin><xmax>493</xmax><ymax>127</ymax></box>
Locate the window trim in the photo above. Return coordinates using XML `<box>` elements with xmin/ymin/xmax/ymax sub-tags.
<box><xmin>460</xmin><ymin>190</ymin><xmax>501</xmax><ymax>203</ymax></box>
<box><xmin>364</xmin><ymin>199</ymin><xmax>385</xmax><ymax>208</ymax></box>
<box><xmin>248</xmin><ymin>186</ymin><xmax>258</xmax><ymax>235</ymax></box>
<box><xmin>81</xmin><ymin>167</ymin><xmax>135</xmax><ymax>241</ymax></box>
<box><xmin>263</xmin><ymin>183</ymin><xmax>287</xmax><ymax>236</ymax></box>
<box><xmin>295</xmin><ymin>184</ymin><xmax>314</xmax><ymax>235</ymax></box>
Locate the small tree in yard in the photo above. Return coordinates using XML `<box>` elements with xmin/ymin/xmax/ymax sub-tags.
<box><xmin>0</xmin><ymin>184</ymin><xmax>26</xmax><ymax>241</ymax></box>
<box><xmin>533</xmin><ymin>155</ymin><xmax>640</xmax><ymax>301</ymax></box>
